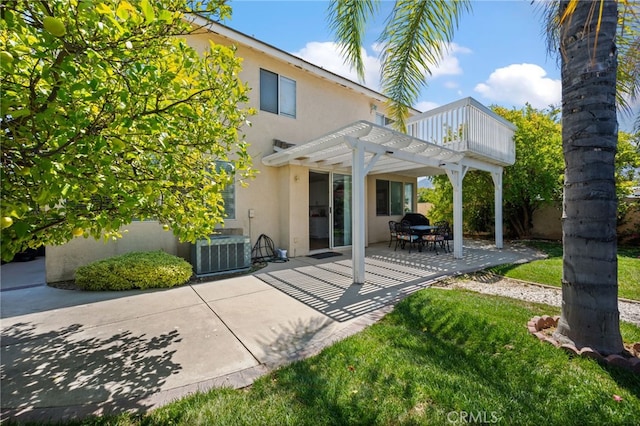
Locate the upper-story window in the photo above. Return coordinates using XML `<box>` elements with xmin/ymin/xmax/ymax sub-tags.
<box><xmin>260</xmin><ymin>69</ymin><xmax>296</xmax><ymax>118</ymax></box>
<box><xmin>375</xmin><ymin>112</ymin><xmax>394</xmax><ymax>127</ymax></box>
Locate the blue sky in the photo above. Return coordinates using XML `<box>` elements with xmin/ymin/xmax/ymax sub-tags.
<box><xmin>225</xmin><ymin>1</ymin><xmax>561</xmax><ymax>111</ymax></box>
<box><xmin>223</xmin><ymin>0</ymin><xmax>636</xmax><ymax>131</ymax></box>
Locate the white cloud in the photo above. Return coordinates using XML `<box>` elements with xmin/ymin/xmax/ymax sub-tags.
<box><xmin>414</xmin><ymin>100</ymin><xmax>440</xmax><ymax>112</ymax></box>
<box><xmin>291</xmin><ymin>41</ymin><xmax>472</xmax><ymax>93</ymax></box>
<box><xmin>292</xmin><ymin>41</ymin><xmax>382</xmax><ymax>91</ymax></box>
<box><xmin>426</xmin><ymin>43</ymin><xmax>471</xmax><ymax>79</ymax></box>
<box><xmin>474</xmin><ymin>63</ymin><xmax>561</xmax><ymax>109</ymax></box>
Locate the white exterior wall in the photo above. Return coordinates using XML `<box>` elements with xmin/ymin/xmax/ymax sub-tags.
<box><xmin>45</xmin><ymin>26</ymin><xmax>416</xmax><ymax>283</ymax></box>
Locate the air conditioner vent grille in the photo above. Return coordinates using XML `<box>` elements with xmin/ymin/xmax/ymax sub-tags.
<box><xmin>192</xmin><ymin>235</ymin><xmax>251</xmax><ymax>276</ymax></box>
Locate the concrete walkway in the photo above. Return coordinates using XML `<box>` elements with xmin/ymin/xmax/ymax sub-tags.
<box><xmin>0</xmin><ymin>241</ymin><xmax>543</xmax><ymax>423</ymax></box>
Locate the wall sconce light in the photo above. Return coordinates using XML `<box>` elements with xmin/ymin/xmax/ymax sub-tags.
<box><xmin>370</xmin><ymin>103</ymin><xmax>378</xmax><ymax>113</ymax></box>
<box><xmin>294</xmin><ymin>175</ymin><xmax>300</xmax><ymax>182</ymax></box>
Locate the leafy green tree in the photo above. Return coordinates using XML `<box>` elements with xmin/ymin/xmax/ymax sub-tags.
<box><xmin>496</xmin><ymin>105</ymin><xmax>564</xmax><ymax>237</ymax></box>
<box><xmin>0</xmin><ymin>0</ymin><xmax>254</xmax><ymax>261</ymax></box>
<box><xmin>417</xmin><ymin>186</ymin><xmax>433</xmax><ymax>203</ymax></box>
<box><xmin>615</xmin><ymin>130</ymin><xmax>640</xmax><ymax>200</ymax></box>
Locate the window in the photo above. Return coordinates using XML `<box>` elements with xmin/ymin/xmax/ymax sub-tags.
<box><xmin>375</xmin><ymin>112</ymin><xmax>394</xmax><ymax>127</ymax></box>
<box><xmin>376</xmin><ymin>179</ymin><xmax>406</xmax><ymax>216</ymax></box>
<box><xmin>376</xmin><ymin>180</ymin><xmax>389</xmax><ymax>215</ymax></box>
<box><xmin>260</xmin><ymin>69</ymin><xmax>296</xmax><ymax>118</ymax></box>
<box><xmin>404</xmin><ymin>183</ymin><xmax>414</xmax><ymax>212</ymax></box>
<box><xmin>215</xmin><ymin>161</ymin><xmax>235</xmax><ymax>219</ymax></box>
<box><xmin>390</xmin><ymin>181</ymin><xmax>403</xmax><ymax>215</ymax></box>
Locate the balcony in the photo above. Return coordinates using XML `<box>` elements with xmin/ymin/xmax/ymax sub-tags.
<box><xmin>407</xmin><ymin>97</ymin><xmax>516</xmax><ymax>167</ymax></box>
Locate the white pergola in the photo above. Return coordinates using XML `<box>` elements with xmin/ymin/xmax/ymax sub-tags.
<box><xmin>262</xmin><ymin>97</ymin><xmax>516</xmax><ymax>285</ymax></box>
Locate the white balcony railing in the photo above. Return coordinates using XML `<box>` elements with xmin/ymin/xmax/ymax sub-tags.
<box><xmin>407</xmin><ymin>97</ymin><xmax>516</xmax><ymax>166</ymax></box>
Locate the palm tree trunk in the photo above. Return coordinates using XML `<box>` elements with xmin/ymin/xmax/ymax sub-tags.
<box><xmin>553</xmin><ymin>0</ymin><xmax>623</xmax><ymax>355</ymax></box>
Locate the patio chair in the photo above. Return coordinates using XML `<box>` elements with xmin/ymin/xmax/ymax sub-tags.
<box><xmin>421</xmin><ymin>228</ymin><xmax>445</xmax><ymax>254</ymax></box>
<box><xmin>434</xmin><ymin>221</ymin><xmax>453</xmax><ymax>253</ymax></box>
<box><xmin>388</xmin><ymin>220</ymin><xmax>398</xmax><ymax>248</ymax></box>
<box><xmin>396</xmin><ymin>220</ymin><xmax>421</xmax><ymax>253</ymax></box>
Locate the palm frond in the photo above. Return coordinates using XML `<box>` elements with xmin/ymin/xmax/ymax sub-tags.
<box><xmin>541</xmin><ymin>0</ymin><xmax>639</xmax><ymax>125</ymax></box>
<box><xmin>378</xmin><ymin>0</ymin><xmax>471</xmax><ymax>131</ymax></box>
<box><xmin>616</xmin><ymin>0</ymin><xmax>640</xmax><ymax>122</ymax></box>
<box><xmin>536</xmin><ymin>0</ymin><xmax>561</xmax><ymax>67</ymax></box>
<box><xmin>326</xmin><ymin>0</ymin><xmax>379</xmax><ymax>82</ymax></box>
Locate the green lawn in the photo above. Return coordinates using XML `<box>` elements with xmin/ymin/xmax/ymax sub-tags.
<box><xmin>489</xmin><ymin>241</ymin><xmax>640</xmax><ymax>301</ymax></box>
<box><xmin>61</xmin><ymin>290</ymin><xmax>639</xmax><ymax>426</ymax></box>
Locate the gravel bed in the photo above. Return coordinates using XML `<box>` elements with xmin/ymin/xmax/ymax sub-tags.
<box><xmin>445</xmin><ymin>274</ymin><xmax>640</xmax><ymax>327</ymax></box>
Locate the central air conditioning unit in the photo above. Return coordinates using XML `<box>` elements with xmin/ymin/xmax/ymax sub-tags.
<box><xmin>192</xmin><ymin>235</ymin><xmax>251</xmax><ymax>276</ymax></box>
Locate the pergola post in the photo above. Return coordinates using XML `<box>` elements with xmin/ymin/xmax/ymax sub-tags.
<box><xmin>446</xmin><ymin>166</ymin><xmax>468</xmax><ymax>259</ymax></box>
<box><xmin>491</xmin><ymin>170</ymin><xmax>504</xmax><ymax>249</ymax></box>
<box><xmin>350</xmin><ymin>138</ymin><xmax>366</xmax><ymax>285</ymax></box>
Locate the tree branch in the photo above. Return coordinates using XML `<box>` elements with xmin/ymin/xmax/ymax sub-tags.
<box><xmin>138</xmin><ymin>87</ymin><xmax>212</xmax><ymax>117</ymax></box>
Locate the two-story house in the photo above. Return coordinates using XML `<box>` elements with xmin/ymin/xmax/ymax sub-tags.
<box><xmin>45</xmin><ymin>16</ymin><xmax>515</xmax><ymax>285</ymax></box>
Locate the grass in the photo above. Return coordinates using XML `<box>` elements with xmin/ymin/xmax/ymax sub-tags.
<box><xmin>489</xmin><ymin>241</ymin><xmax>640</xmax><ymax>301</ymax></box>
<box><xmin>53</xmin><ymin>289</ymin><xmax>639</xmax><ymax>426</ymax></box>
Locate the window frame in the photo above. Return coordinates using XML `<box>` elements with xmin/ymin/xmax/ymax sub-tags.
<box><xmin>390</xmin><ymin>181</ymin><xmax>403</xmax><ymax>215</ymax></box>
<box><xmin>375</xmin><ymin>112</ymin><xmax>394</xmax><ymax>127</ymax></box>
<box><xmin>376</xmin><ymin>180</ymin><xmax>390</xmax><ymax>216</ymax></box>
<box><xmin>376</xmin><ymin>179</ymin><xmax>411</xmax><ymax>216</ymax></box>
<box><xmin>259</xmin><ymin>68</ymin><xmax>296</xmax><ymax>118</ymax></box>
<box><xmin>404</xmin><ymin>183</ymin><xmax>414</xmax><ymax>213</ymax></box>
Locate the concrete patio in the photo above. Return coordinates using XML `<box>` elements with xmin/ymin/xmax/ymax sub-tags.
<box><xmin>0</xmin><ymin>240</ymin><xmax>544</xmax><ymax>423</ymax></box>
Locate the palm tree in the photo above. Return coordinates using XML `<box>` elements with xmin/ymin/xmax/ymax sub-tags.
<box><xmin>550</xmin><ymin>0</ymin><xmax>623</xmax><ymax>354</ymax></box>
<box><xmin>328</xmin><ymin>0</ymin><xmax>634</xmax><ymax>355</ymax></box>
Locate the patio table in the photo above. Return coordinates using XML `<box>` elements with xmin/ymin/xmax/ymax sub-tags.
<box><xmin>410</xmin><ymin>225</ymin><xmax>437</xmax><ymax>236</ymax></box>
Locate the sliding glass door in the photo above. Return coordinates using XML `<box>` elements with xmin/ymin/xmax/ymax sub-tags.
<box><xmin>332</xmin><ymin>173</ymin><xmax>352</xmax><ymax>247</ymax></box>
<box><xmin>309</xmin><ymin>171</ymin><xmax>352</xmax><ymax>250</ymax></box>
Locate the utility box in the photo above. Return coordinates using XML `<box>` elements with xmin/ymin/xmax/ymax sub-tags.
<box><xmin>191</xmin><ymin>235</ymin><xmax>251</xmax><ymax>276</ymax></box>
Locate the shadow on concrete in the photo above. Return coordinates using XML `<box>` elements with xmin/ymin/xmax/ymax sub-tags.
<box><xmin>255</xmin><ymin>316</ymin><xmax>334</xmax><ymax>368</ymax></box>
<box><xmin>1</xmin><ymin>321</ymin><xmax>182</xmax><ymax>423</ymax></box>
<box><xmin>255</xmin><ymin>257</ymin><xmax>435</xmax><ymax>322</ymax></box>
<box><xmin>254</xmin><ymin>241</ymin><xmax>544</xmax><ymax>323</ymax></box>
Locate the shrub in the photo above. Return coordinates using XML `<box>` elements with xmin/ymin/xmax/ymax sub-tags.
<box><xmin>75</xmin><ymin>251</ymin><xmax>193</xmax><ymax>291</ymax></box>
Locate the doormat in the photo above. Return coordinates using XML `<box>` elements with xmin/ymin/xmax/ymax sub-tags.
<box><xmin>307</xmin><ymin>252</ymin><xmax>342</xmax><ymax>260</ymax></box>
